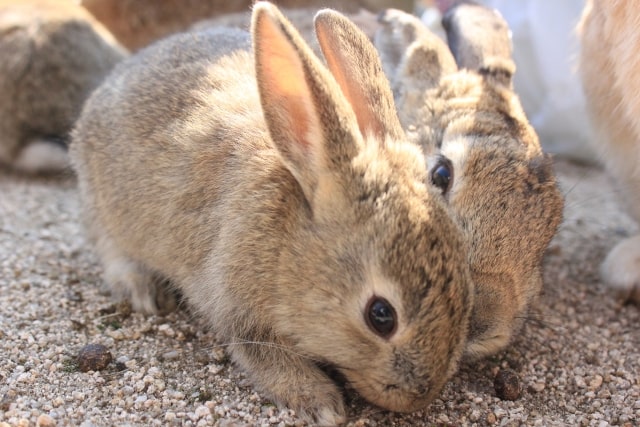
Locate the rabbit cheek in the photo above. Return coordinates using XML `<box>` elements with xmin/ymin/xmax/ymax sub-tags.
<box><xmin>463</xmin><ymin>271</ymin><xmax>533</xmax><ymax>359</ymax></box>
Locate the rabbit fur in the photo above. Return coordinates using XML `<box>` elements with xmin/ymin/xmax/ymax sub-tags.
<box><xmin>579</xmin><ymin>0</ymin><xmax>640</xmax><ymax>304</ymax></box>
<box><xmin>0</xmin><ymin>0</ymin><xmax>126</xmax><ymax>173</ymax></box>
<box><xmin>70</xmin><ymin>2</ymin><xmax>474</xmax><ymax>423</ymax></box>
<box><xmin>191</xmin><ymin>6</ymin><xmax>381</xmax><ymax>55</ymax></box>
<box><xmin>374</xmin><ymin>2</ymin><xmax>564</xmax><ymax>359</ymax></box>
<box><xmin>80</xmin><ymin>0</ymin><xmax>412</xmax><ymax>51</ymax></box>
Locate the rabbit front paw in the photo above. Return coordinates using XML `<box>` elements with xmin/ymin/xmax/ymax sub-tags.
<box><xmin>14</xmin><ymin>138</ymin><xmax>69</xmax><ymax>174</ymax></box>
<box><xmin>277</xmin><ymin>380</ymin><xmax>346</xmax><ymax>426</ymax></box>
<box><xmin>98</xmin><ymin>236</ymin><xmax>177</xmax><ymax>314</ymax></box>
<box><xmin>233</xmin><ymin>344</ymin><xmax>346</xmax><ymax>425</ymax></box>
<box><xmin>600</xmin><ymin>234</ymin><xmax>640</xmax><ymax>304</ymax></box>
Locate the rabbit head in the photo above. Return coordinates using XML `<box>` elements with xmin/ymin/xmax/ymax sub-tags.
<box><xmin>71</xmin><ymin>2</ymin><xmax>474</xmax><ymax>422</ymax></box>
<box><xmin>269</xmin><ymin>8</ymin><xmax>476</xmax><ymax>413</ymax></box>
<box><xmin>0</xmin><ymin>0</ymin><xmax>126</xmax><ymax>173</ymax></box>
<box><xmin>375</xmin><ymin>2</ymin><xmax>564</xmax><ymax>359</ymax></box>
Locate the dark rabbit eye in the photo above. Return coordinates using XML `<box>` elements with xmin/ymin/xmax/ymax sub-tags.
<box><xmin>365</xmin><ymin>296</ymin><xmax>397</xmax><ymax>338</ymax></box>
<box><xmin>430</xmin><ymin>157</ymin><xmax>454</xmax><ymax>195</ymax></box>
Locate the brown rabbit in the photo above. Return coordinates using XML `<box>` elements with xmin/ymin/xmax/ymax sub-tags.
<box><xmin>0</xmin><ymin>0</ymin><xmax>126</xmax><ymax>173</ymax></box>
<box><xmin>80</xmin><ymin>0</ymin><xmax>412</xmax><ymax>51</ymax></box>
<box><xmin>579</xmin><ymin>0</ymin><xmax>640</xmax><ymax>304</ymax></box>
<box><xmin>375</xmin><ymin>3</ymin><xmax>564</xmax><ymax>359</ymax></box>
<box><xmin>71</xmin><ymin>2</ymin><xmax>473</xmax><ymax>423</ymax></box>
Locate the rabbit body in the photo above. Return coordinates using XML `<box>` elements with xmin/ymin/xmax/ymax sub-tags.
<box><xmin>0</xmin><ymin>0</ymin><xmax>126</xmax><ymax>173</ymax></box>
<box><xmin>579</xmin><ymin>0</ymin><xmax>640</xmax><ymax>304</ymax></box>
<box><xmin>71</xmin><ymin>3</ymin><xmax>473</xmax><ymax>423</ymax></box>
<box><xmin>375</xmin><ymin>4</ymin><xmax>564</xmax><ymax>359</ymax></box>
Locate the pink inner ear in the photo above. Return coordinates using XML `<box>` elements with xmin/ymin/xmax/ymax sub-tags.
<box><xmin>256</xmin><ymin>12</ymin><xmax>314</xmax><ymax>150</ymax></box>
<box><xmin>315</xmin><ymin>17</ymin><xmax>393</xmax><ymax>141</ymax></box>
<box><xmin>261</xmin><ymin>57</ymin><xmax>312</xmax><ymax>149</ymax></box>
<box><xmin>318</xmin><ymin>30</ymin><xmax>382</xmax><ymax>140</ymax></box>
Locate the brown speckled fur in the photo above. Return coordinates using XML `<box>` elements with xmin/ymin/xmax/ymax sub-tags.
<box><xmin>70</xmin><ymin>2</ymin><xmax>473</xmax><ymax>424</ymax></box>
<box><xmin>375</xmin><ymin>4</ymin><xmax>564</xmax><ymax>359</ymax></box>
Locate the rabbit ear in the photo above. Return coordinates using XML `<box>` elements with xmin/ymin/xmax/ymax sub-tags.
<box><xmin>252</xmin><ymin>2</ymin><xmax>362</xmax><ymax>208</ymax></box>
<box><xmin>314</xmin><ymin>9</ymin><xmax>404</xmax><ymax>142</ymax></box>
<box><xmin>442</xmin><ymin>1</ymin><xmax>515</xmax><ymax>87</ymax></box>
<box><xmin>375</xmin><ymin>9</ymin><xmax>457</xmax><ymax>92</ymax></box>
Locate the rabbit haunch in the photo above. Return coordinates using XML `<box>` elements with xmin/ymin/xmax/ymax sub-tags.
<box><xmin>70</xmin><ymin>2</ymin><xmax>473</xmax><ymax>424</ymax></box>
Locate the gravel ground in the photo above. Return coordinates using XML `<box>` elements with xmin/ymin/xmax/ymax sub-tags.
<box><xmin>0</xmin><ymin>158</ymin><xmax>638</xmax><ymax>427</ymax></box>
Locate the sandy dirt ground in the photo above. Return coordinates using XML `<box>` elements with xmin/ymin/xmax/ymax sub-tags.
<box><xmin>0</xmin><ymin>158</ymin><xmax>638</xmax><ymax>426</ymax></box>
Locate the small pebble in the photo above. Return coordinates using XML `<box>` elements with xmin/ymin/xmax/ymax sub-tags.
<box><xmin>0</xmin><ymin>390</ymin><xmax>16</xmax><ymax>411</ymax></box>
<box><xmin>77</xmin><ymin>343</ymin><xmax>113</xmax><ymax>372</ymax></box>
<box><xmin>36</xmin><ymin>414</ymin><xmax>56</xmax><ymax>427</ymax></box>
<box><xmin>494</xmin><ymin>368</ymin><xmax>521</xmax><ymax>401</ymax></box>
<box><xmin>160</xmin><ymin>350</ymin><xmax>180</xmax><ymax>361</ymax></box>
<box><xmin>528</xmin><ymin>382</ymin><xmax>546</xmax><ymax>393</ymax></box>
<box><xmin>486</xmin><ymin>412</ymin><xmax>497</xmax><ymax>424</ymax></box>
<box><xmin>194</xmin><ymin>350</ymin><xmax>211</xmax><ymax>365</ymax></box>
<box><xmin>590</xmin><ymin>375</ymin><xmax>604</xmax><ymax>390</ymax></box>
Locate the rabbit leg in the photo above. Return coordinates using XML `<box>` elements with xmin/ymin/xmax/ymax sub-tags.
<box><xmin>13</xmin><ymin>138</ymin><xmax>69</xmax><ymax>174</ymax></box>
<box><xmin>600</xmin><ymin>234</ymin><xmax>640</xmax><ymax>304</ymax></box>
<box><xmin>231</xmin><ymin>342</ymin><xmax>346</xmax><ymax>425</ymax></box>
<box><xmin>96</xmin><ymin>233</ymin><xmax>177</xmax><ymax>314</ymax></box>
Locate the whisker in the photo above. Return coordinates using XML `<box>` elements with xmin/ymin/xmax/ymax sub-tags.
<box><xmin>559</xmin><ymin>172</ymin><xmax>592</xmax><ymax>199</ymax></box>
<box><xmin>516</xmin><ymin>315</ymin><xmax>563</xmax><ymax>330</ymax></box>
<box><xmin>197</xmin><ymin>338</ymin><xmax>324</xmax><ymax>364</ymax></box>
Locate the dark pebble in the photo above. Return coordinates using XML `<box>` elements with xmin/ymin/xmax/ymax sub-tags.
<box><xmin>0</xmin><ymin>390</ymin><xmax>16</xmax><ymax>411</ymax></box>
<box><xmin>494</xmin><ymin>368</ymin><xmax>521</xmax><ymax>400</ymax></box>
<box><xmin>77</xmin><ymin>343</ymin><xmax>113</xmax><ymax>372</ymax></box>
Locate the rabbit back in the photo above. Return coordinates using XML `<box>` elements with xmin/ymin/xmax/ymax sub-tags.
<box><xmin>72</xmin><ymin>28</ymin><xmax>262</xmax><ymax>285</ymax></box>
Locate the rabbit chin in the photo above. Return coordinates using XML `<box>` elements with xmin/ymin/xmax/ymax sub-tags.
<box><xmin>464</xmin><ymin>328</ymin><xmax>515</xmax><ymax>361</ymax></box>
<box><xmin>462</xmin><ymin>271</ymin><xmax>541</xmax><ymax>360</ymax></box>
<box><xmin>344</xmin><ymin>369</ymin><xmax>438</xmax><ymax>414</ymax></box>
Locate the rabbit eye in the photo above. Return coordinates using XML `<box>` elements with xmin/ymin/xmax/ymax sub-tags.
<box><xmin>430</xmin><ymin>157</ymin><xmax>454</xmax><ymax>195</ymax></box>
<box><xmin>365</xmin><ymin>296</ymin><xmax>397</xmax><ymax>338</ymax></box>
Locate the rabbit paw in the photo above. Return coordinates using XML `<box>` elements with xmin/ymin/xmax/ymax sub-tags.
<box><xmin>600</xmin><ymin>235</ymin><xmax>640</xmax><ymax>304</ymax></box>
<box><xmin>98</xmin><ymin>236</ymin><xmax>177</xmax><ymax>314</ymax></box>
<box><xmin>275</xmin><ymin>379</ymin><xmax>346</xmax><ymax>426</ymax></box>
<box><xmin>14</xmin><ymin>138</ymin><xmax>69</xmax><ymax>174</ymax></box>
<box><xmin>233</xmin><ymin>344</ymin><xmax>346</xmax><ymax>425</ymax></box>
